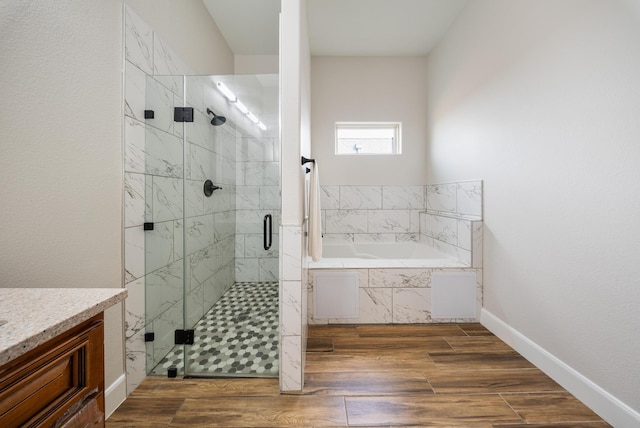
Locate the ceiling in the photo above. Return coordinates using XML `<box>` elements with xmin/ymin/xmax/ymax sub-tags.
<box><xmin>203</xmin><ymin>0</ymin><xmax>469</xmax><ymax>56</ymax></box>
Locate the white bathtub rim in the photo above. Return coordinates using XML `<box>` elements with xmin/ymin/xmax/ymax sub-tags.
<box><xmin>312</xmin><ymin>241</ymin><xmax>468</xmax><ymax>269</ymax></box>
<box><xmin>323</xmin><ymin>241</ymin><xmax>449</xmax><ymax>259</ymax></box>
<box><xmin>308</xmin><ymin>258</ymin><xmax>468</xmax><ymax>269</ymax></box>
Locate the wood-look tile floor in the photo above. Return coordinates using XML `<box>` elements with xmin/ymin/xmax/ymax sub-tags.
<box><xmin>107</xmin><ymin>324</ymin><xmax>611</xmax><ymax>427</ymax></box>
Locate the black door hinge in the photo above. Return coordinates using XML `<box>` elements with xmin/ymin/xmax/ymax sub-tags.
<box><xmin>174</xmin><ymin>329</ymin><xmax>195</xmax><ymax>345</ymax></box>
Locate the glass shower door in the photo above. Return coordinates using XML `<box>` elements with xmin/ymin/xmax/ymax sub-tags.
<box><xmin>143</xmin><ymin>74</ymin><xmax>187</xmax><ymax>377</ymax></box>
<box><xmin>180</xmin><ymin>75</ymin><xmax>237</xmax><ymax>376</ymax></box>
<box><xmin>181</xmin><ymin>74</ymin><xmax>281</xmax><ymax>377</ymax></box>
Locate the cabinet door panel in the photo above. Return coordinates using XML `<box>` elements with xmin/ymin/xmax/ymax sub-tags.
<box><xmin>0</xmin><ymin>314</ymin><xmax>104</xmax><ymax>427</ymax></box>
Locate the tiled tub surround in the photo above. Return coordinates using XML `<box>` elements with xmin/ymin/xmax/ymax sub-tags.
<box><xmin>307</xmin><ymin>268</ymin><xmax>482</xmax><ymax>324</ymax></box>
<box><xmin>309</xmin><ymin>180</ymin><xmax>483</xmax><ymax>324</ymax></box>
<box><xmin>319</xmin><ymin>182</ymin><xmax>483</xmax><ymax>266</ymax></box>
<box><xmin>427</xmin><ymin>181</ymin><xmax>482</xmax><ymax>217</ymax></box>
<box><xmin>320</xmin><ymin>185</ymin><xmax>425</xmax><ymax>243</ymax></box>
<box><xmin>422</xmin><ymin>181</ymin><xmax>483</xmax><ymax>268</ymax></box>
<box><xmin>320</xmin><ymin>182</ymin><xmax>481</xmax><ymax>241</ymax></box>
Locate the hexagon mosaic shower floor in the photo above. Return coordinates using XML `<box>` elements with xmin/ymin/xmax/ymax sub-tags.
<box><xmin>152</xmin><ymin>282</ymin><xmax>279</xmax><ymax>378</ymax></box>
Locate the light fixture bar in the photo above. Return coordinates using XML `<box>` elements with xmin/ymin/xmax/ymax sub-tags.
<box><xmin>247</xmin><ymin>112</ymin><xmax>259</xmax><ymax>124</ymax></box>
<box><xmin>215</xmin><ymin>81</ymin><xmax>267</xmax><ymax>131</ymax></box>
<box><xmin>216</xmin><ymin>82</ymin><xmax>236</xmax><ymax>102</ymax></box>
<box><xmin>235</xmin><ymin>100</ymin><xmax>249</xmax><ymax>114</ymax></box>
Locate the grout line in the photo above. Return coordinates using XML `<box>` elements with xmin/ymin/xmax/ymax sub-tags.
<box><xmin>168</xmin><ymin>397</ymin><xmax>188</xmax><ymax>426</ymax></box>
<box><xmin>342</xmin><ymin>395</ymin><xmax>350</xmax><ymax>427</ymax></box>
<box><xmin>442</xmin><ymin>336</ymin><xmax>455</xmax><ymax>351</ymax></box>
<box><xmin>422</xmin><ymin>371</ymin><xmax>437</xmax><ymax>395</ymax></box>
<box><xmin>498</xmin><ymin>392</ymin><xmax>526</xmax><ymax>423</ymax></box>
<box><xmin>458</xmin><ymin>324</ymin><xmax>471</xmax><ymax>337</ymax></box>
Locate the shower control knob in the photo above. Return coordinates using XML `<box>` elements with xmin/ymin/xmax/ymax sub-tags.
<box><xmin>203</xmin><ymin>179</ymin><xmax>222</xmax><ymax>197</ymax></box>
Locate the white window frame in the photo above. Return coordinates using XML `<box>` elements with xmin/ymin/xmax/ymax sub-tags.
<box><xmin>335</xmin><ymin>122</ymin><xmax>402</xmax><ymax>155</ymax></box>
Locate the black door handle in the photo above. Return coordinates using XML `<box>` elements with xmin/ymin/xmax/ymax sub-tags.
<box><xmin>263</xmin><ymin>214</ymin><xmax>272</xmax><ymax>250</ymax></box>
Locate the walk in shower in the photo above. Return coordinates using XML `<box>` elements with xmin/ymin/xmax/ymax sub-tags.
<box><xmin>142</xmin><ymin>74</ymin><xmax>280</xmax><ymax>377</ymax></box>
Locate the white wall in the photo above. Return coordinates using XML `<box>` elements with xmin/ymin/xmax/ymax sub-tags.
<box><xmin>235</xmin><ymin>55</ymin><xmax>280</xmax><ymax>75</ymax></box>
<box><xmin>0</xmin><ymin>0</ymin><xmax>125</xmax><ymax>413</ymax></box>
<box><xmin>281</xmin><ymin>0</ymin><xmax>310</xmax><ymax>225</ymax></box>
<box><xmin>426</xmin><ymin>0</ymin><xmax>640</xmax><ymax>423</ymax></box>
<box><xmin>126</xmin><ymin>0</ymin><xmax>234</xmax><ymax>75</ymax></box>
<box><xmin>311</xmin><ymin>56</ymin><xmax>428</xmax><ymax>185</ymax></box>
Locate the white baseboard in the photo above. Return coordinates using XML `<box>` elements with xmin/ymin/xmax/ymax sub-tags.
<box><xmin>481</xmin><ymin>309</ymin><xmax>640</xmax><ymax>427</ymax></box>
<box><xmin>105</xmin><ymin>373</ymin><xmax>127</xmax><ymax>419</ymax></box>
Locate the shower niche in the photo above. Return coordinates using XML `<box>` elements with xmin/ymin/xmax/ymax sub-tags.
<box><xmin>142</xmin><ymin>74</ymin><xmax>280</xmax><ymax>378</ymax></box>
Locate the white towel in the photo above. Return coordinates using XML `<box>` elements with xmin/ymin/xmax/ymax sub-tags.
<box><xmin>309</xmin><ymin>162</ymin><xmax>322</xmax><ymax>261</ymax></box>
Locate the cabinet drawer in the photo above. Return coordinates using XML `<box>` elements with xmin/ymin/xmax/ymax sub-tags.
<box><xmin>0</xmin><ymin>314</ymin><xmax>104</xmax><ymax>427</ymax></box>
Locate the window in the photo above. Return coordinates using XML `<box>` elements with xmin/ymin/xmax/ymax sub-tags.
<box><xmin>335</xmin><ymin>122</ymin><xmax>401</xmax><ymax>155</ymax></box>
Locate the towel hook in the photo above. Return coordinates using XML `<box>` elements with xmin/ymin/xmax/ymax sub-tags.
<box><xmin>301</xmin><ymin>156</ymin><xmax>315</xmax><ymax>174</ymax></box>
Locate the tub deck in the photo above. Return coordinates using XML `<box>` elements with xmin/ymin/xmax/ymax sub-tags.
<box><xmin>309</xmin><ymin>241</ymin><xmax>467</xmax><ymax>269</ymax></box>
<box><xmin>308</xmin><ymin>257</ymin><xmax>467</xmax><ymax>269</ymax></box>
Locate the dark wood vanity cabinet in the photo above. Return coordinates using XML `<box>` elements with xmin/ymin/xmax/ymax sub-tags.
<box><xmin>0</xmin><ymin>313</ymin><xmax>105</xmax><ymax>427</ymax></box>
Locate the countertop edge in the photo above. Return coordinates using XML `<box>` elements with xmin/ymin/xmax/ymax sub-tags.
<box><xmin>0</xmin><ymin>288</ymin><xmax>128</xmax><ymax>367</ymax></box>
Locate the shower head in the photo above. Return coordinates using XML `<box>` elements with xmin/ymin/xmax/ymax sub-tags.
<box><xmin>206</xmin><ymin>108</ymin><xmax>226</xmax><ymax>126</ymax></box>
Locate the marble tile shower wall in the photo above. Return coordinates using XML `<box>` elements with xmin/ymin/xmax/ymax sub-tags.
<box><xmin>235</xmin><ymin>137</ymin><xmax>281</xmax><ymax>282</ymax></box>
<box><xmin>123</xmin><ymin>7</ymin><xmax>238</xmax><ymax>394</ymax></box>
<box><xmin>183</xmin><ymin>77</ymin><xmax>237</xmax><ymax>330</ymax></box>
<box><xmin>320</xmin><ymin>185</ymin><xmax>425</xmax><ymax>243</ymax></box>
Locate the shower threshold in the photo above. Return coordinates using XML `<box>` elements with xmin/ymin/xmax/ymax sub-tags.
<box><xmin>151</xmin><ymin>282</ymin><xmax>279</xmax><ymax>378</ymax></box>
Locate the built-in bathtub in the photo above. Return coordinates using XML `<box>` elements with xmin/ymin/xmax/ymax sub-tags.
<box><xmin>308</xmin><ymin>241</ymin><xmax>467</xmax><ymax>269</ymax></box>
<box><xmin>307</xmin><ymin>240</ymin><xmax>481</xmax><ymax>324</ymax></box>
<box><xmin>308</xmin><ymin>180</ymin><xmax>483</xmax><ymax>324</ymax></box>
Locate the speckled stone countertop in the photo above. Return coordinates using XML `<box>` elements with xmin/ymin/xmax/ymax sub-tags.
<box><xmin>0</xmin><ymin>288</ymin><xmax>127</xmax><ymax>366</ymax></box>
